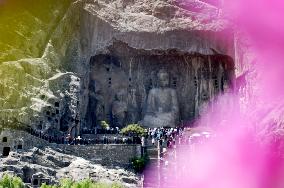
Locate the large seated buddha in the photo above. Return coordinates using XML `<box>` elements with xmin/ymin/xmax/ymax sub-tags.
<box><xmin>141</xmin><ymin>69</ymin><xmax>179</xmax><ymax>128</ymax></box>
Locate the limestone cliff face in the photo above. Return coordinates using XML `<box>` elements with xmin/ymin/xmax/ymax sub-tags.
<box><xmin>0</xmin><ymin>0</ymin><xmax>80</xmax><ymax>127</ymax></box>
<box><xmin>80</xmin><ymin>0</ymin><xmax>233</xmax><ymax>56</ymax></box>
<box><xmin>0</xmin><ymin>0</ymin><xmax>234</xmax><ymax>130</ymax></box>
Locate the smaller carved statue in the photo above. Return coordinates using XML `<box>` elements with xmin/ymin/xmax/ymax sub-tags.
<box><xmin>111</xmin><ymin>90</ymin><xmax>128</xmax><ymax>128</ymax></box>
<box><xmin>89</xmin><ymin>80</ymin><xmax>105</xmax><ymax>128</ymax></box>
<box><xmin>198</xmin><ymin>78</ymin><xmax>210</xmax><ymax>116</ymax></box>
<box><xmin>95</xmin><ymin>94</ymin><xmax>105</xmax><ymax>125</ymax></box>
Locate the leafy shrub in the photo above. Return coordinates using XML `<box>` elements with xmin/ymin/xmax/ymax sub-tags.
<box><xmin>41</xmin><ymin>183</ymin><xmax>57</xmax><ymax>188</ymax></box>
<box><xmin>131</xmin><ymin>154</ymin><xmax>149</xmax><ymax>173</ymax></box>
<box><xmin>40</xmin><ymin>178</ymin><xmax>124</xmax><ymax>188</ymax></box>
<box><xmin>100</xmin><ymin>121</ymin><xmax>110</xmax><ymax>130</ymax></box>
<box><xmin>121</xmin><ymin>124</ymin><xmax>145</xmax><ymax>137</ymax></box>
<box><xmin>0</xmin><ymin>174</ymin><xmax>25</xmax><ymax>188</ymax></box>
<box><xmin>0</xmin><ymin>174</ymin><xmax>124</xmax><ymax>188</ymax></box>
<box><xmin>58</xmin><ymin>179</ymin><xmax>73</xmax><ymax>188</ymax></box>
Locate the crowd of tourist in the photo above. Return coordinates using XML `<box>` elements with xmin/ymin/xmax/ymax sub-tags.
<box><xmin>142</xmin><ymin>127</ymin><xmax>184</xmax><ymax>148</ymax></box>
<box><xmin>81</xmin><ymin>127</ymin><xmax>120</xmax><ymax>135</ymax></box>
<box><xmin>143</xmin><ymin>127</ymin><xmax>212</xmax><ymax>148</ymax></box>
<box><xmin>28</xmin><ymin>126</ymin><xmax>210</xmax><ymax>148</ymax></box>
<box><xmin>29</xmin><ymin>129</ymin><xmax>66</xmax><ymax>144</ymax></box>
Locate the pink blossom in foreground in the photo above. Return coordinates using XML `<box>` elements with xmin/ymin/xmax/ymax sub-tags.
<box><xmin>145</xmin><ymin>0</ymin><xmax>284</xmax><ymax>187</ymax></box>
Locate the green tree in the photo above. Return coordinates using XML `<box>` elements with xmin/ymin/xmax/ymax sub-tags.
<box><xmin>120</xmin><ymin>124</ymin><xmax>145</xmax><ymax>137</ymax></box>
<box><xmin>100</xmin><ymin>121</ymin><xmax>110</xmax><ymax>130</ymax></box>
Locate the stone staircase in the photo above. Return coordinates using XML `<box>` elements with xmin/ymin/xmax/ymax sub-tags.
<box><xmin>142</xmin><ymin>153</ymin><xmax>177</xmax><ymax>188</ymax></box>
<box><xmin>146</xmin><ymin>144</ymin><xmax>159</xmax><ymax>160</ymax></box>
<box><xmin>143</xmin><ymin>139</ymin><xmax>179</xmax><ymax>188</ymax></box>
<box><xmin>143</xmin><ymin>138</ymin><xmax>158</xmax><ymax>160</ymax></box>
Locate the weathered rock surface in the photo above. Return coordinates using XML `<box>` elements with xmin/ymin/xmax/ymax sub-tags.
<box><xmin>0</xmin><ymin>0</ymin><xmax>79</xmax><ymax>130</ymax></box>
<box><xmin>0</xmin><ymin>147</ymin><xmax>141</xmax><ymax>187</ymax></box>
<box><xmin>0</xmin><ymin>0</ymin><xmax>233</xmax><ymax>131</ymax></box>
<box><xmin>83</xmin><ymin>0</ymin><xmax>224</xmax><ymax>32</ymax></box>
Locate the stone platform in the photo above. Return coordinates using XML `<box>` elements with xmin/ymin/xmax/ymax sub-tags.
<box><xmin>0</xmin><ymin>129</ymin><xmax>141</xmax><ymax>167</ymax></box>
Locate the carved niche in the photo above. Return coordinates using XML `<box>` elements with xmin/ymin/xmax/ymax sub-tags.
<box><xmin>86</xmin><ymin>44</ymin><xmax>234</xmax><ymax>129</ymax></box>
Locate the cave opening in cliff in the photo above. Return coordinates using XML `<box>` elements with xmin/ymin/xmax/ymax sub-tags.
<box><xmin>2</xmin><ymin>146</ymin><xmax>10</xmax><ymax>157</ymax></box>
<box><xmin>2</xmin><ymin>136</ymin><xmax>7</xmax><ymax>142</ymax></box>
<box><xmin>85</xmin><ymin>41</ymin><xmax>235</xmax><ymax>130</ymax></box>
<box><xmin>17</xmin><ymin>144</ymin><xmax>23</xmax><ymax>150</ymax></box>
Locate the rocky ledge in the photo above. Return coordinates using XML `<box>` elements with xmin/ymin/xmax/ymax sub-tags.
<box><xmin>0</xmin><ymin>147</ymin><xmax>141</xmax><ymax>188</ymax></box>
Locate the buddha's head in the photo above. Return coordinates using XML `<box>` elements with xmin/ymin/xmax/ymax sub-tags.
<box><xmin>157</xmin><ymin>69</ymin><xmax>169</xmax><ymax>88</ymax></box>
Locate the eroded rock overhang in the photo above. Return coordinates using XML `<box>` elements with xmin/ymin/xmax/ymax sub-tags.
<box><xmin>78</xmin><ymin>0</ymin><xmax>235</xmax><ymax>128</ymax></box>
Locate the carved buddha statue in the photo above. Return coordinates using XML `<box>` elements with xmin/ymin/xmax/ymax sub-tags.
<box><xmin>141</xmin><ymin>69</ymin><xmax>179</xmax><ymax>128</ymax></box>
<box><xmin>111</xmin><ymin>90</ymin><xmax>128</xmax><ymax>128</ymax></box>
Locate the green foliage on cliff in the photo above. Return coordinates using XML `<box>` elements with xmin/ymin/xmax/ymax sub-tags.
<box><xmin>121</xmin><ymin>124</ymin><xmax>145</xmax><ymax>137</ymax></box>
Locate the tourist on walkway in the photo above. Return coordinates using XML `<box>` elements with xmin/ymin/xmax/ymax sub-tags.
<box><xmin>152</xmin><ymin>137</ymin><xmax>155</xmax><ymax>145</ymax></box>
